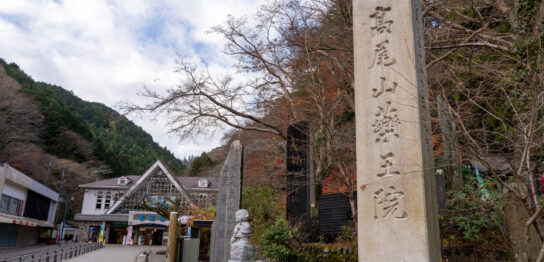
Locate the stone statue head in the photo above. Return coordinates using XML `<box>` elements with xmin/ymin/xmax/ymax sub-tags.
<box><xmin>235</xmin><ymin>209</ymin><xmax>249</xmax><ymax>222</ymax></box>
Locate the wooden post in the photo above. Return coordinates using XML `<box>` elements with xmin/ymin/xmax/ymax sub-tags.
<box><xmin>168</xmin><ymin>212</ymin><xmax>179</xmax><ymax>262</ymax></box>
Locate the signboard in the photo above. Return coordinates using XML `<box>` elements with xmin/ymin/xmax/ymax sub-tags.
<box><xmin>179</xmin><ymin>216</ymin><xmax>190</xmax><ymax>224</ymax></box>
<box><xmin>98</xmin><ymin>224</ymin><xmax>105</xmax><ymax>243</ymax></box>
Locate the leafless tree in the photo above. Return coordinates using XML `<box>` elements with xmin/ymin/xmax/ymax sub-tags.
<box><xmin>0</xmin><ymin>70</ymin><xmax>42</xmax><ymax>150</ymax></box>
<box><xmin>124</xmin><ymin>0</ymin><xmax>358</xmax><ymax>218</ymax></box>
<box><xmin>425</xmin><ymin>0</ymin><xmax>544</xmax><ymax>259</ymax></box>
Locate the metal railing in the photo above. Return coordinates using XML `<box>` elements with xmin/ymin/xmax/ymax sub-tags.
<box><xmin>0</xmin><ymin>242</ymin><xmax>103</xmax><ymax>262</ymax></box>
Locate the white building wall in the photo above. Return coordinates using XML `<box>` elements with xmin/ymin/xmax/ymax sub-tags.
<box><xmin>81</xmin><ymin>189</ymin><xmax>124</xmax><ymax>215</ymax></box>
<box><xmin>2</xmin><ymin>181</ymin><xmax>27</xmax><ymax>202</ymax></box>
<box><xmin>48</xmin><ymin>201</ymin><xmax>58</xmax><ymax>223</ymax></box>
<box><xmin>0</xmin><ymin>164</ymin><xmax>58</xmax><ymax>201</ymax></box>
<box><xmin>82</xmin><ymin>189</ymin><xmax>102</xmax><ymax>215</ymax></box>
<box><xmin>0</xmin><ymin>164</ymin><xmax>59</xmax><ymax>226</ymax></box>
<box><xmin>0</xmin><ymin>164</ymin><xmax>7</xmax><ymax>199</ymax></box>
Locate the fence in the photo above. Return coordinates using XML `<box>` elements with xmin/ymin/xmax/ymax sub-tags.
<box><xmin>0</xmin><ymin>242</ymin><xmax>103</xmax><ymax>262</ymax></box>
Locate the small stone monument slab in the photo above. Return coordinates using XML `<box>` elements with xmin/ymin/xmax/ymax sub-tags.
<box><xmin>437</xmin><ymin>95</ymin><xmax>463</xmax><ymax>191</ymax></box>
<box><xmin>353</xmin><ymin>0</ymin><xmax>441</xmax><ymax>260</ymax></box>
<box><xmin>210</xmin><ymin>140</ymin><xmax>244</xmax><ymax>262</ymax></box>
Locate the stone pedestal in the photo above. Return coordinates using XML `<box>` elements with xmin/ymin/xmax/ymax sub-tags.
<box><xmin>353</xmin><ymin>0</ymin><xmax>441</xmax><ymax>261</ymax></box>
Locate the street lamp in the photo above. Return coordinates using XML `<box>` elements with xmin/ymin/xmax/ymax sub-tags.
<box><xmin>59</xmin><ymin>195</ymin><xmax>74</xmax><ymax>247</ymax></box>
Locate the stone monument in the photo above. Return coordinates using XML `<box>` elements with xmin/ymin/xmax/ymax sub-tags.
<box><xmin>437</xmin><ymin>95</ymin><xmax>463</xmax><ymax>191</ymax></box>
<box><xmin>286</xmin><ymin>121</ymin><xmax>314</xmax><ymax>230</ymax></box>
<box><xmin>228</xmin><ymin>209</ymin><xmax>254</xmax><ymax>262</ymax></box>
<box><xmin>353</xmin><ymin>0</ymin><xmax>441</xmax><ymax>261</ymax></box>
<box><xmin>210</xmin><ymin>140</ymin><xmax>244</xmax><ymax>262</ymax></box>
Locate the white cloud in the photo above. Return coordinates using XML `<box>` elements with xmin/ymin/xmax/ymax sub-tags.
<box><xmin>0</xmin><ymin>0</ymin><xmax>265</xmax><ymax>158</ymax></box>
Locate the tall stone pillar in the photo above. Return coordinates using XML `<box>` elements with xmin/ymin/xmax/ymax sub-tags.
<box><xmin>353</xmin><ymin>0</ymin><xmax>441</xmax><ymax>261</ymax></box>
<box><xmin>210</xmin><ymin>140</ymin><xmax>244</xmax><ymax>262</ymax></box>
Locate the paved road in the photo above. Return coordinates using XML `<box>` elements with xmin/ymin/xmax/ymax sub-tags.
<box><xmin>65</xmin><ymin>244</ymin><xmax>165</xmax><ymax>262</ymax></box>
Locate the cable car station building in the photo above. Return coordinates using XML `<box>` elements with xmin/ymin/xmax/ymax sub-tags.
<box><xmin>74</xmin><ymin>160</ymin><xmax>217</xmax><ymax>245</ymax></box>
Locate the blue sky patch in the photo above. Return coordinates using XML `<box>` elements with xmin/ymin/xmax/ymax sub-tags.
<box><xmin>0</xmin><ymin>14</ymin><xmax>28</xmax><ymax>31</ymax></box>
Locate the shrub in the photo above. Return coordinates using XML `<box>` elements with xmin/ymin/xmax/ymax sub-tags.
<box><xmin>260</xmin><ymin>218</ymin><xmax>303</xmax><ymax>261</ymax></box>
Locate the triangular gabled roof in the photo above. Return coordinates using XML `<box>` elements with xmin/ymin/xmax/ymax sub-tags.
<box><xmin>106</xmin><ymin>160</ymin><xmax>194</xmax><ymax>214</ymax></box>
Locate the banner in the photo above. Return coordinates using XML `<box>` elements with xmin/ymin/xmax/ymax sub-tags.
<box><xmin>98</xmin><ymin>224</ymin><xmax>105</xmax><ymax>243</ymax></box>
<box><xmin>126</xmin><ymin>225</ymin><xmax>133</xmax><ymax>245</ymax></box>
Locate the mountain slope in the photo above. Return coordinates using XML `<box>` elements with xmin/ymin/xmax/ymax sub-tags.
<box><xmin>0</xmin><ymin>58</ymin><xmax>184</xmax><ymax>177</ymax></box>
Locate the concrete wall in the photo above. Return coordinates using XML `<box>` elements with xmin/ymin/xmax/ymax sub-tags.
<box><xmin>0</xmin><ymin>164</ymin><xmax>6</xmax><ymax>199</ymax></box>
<box><xmin>48</xmin><ymin>201</ymin><xmax>58</xmax><ymax>223</ymax></box>
<box><xmin>77</xmin><ymin>223</ymin><xmax>90</xmax><ymax>243</ymax></box>
<box><xmin>3</xmin><ymin>180</ymin><xmax>27</xmax><ymax>202</ymax></box>
<box><xmin>0</xmin><ymin>164</ymin><xmax>59</xmax><ymax>224</ymax></box>
<box><xmin>2</xmin><ymin>164</ymin><xmax>58</xmax><ymax>201</ymax></box>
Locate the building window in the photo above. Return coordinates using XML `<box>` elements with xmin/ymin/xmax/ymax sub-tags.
<box><xmin>0</xmin><ymin>195</ymin><xmax>21</xmax><ymax>215</ymax></box>
<box><xmin>0</xmin><ymin>195</ymin><xmax>8</xmax><ymax>211</ymax></box>
<box><xmin>190</xmin><ymin>193</ymin><xmax>208</xmax><ymax>205</ymax></box>
<box><xmin>96</xmin><ymin>191</ymin><xmax>103</xmax><ymax>209</ymax></box>
<box><xmin>104</xmin><ymin>192</ymin><xmax>112</xmax><ymax>209</ymax></box>
<box><xmin>198</xmin><ymin>194</ymin><xmax>208</xmax><ymax>204</ymax></box>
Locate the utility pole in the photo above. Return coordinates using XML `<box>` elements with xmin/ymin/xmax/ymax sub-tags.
<box><xmin>60</xmin><ymin>194</ymin><xmax>68</xmax><ymax>247</ymax></box>
<box><xmin>59</xmin><ymin>170</ymin><xmax>66</xmax><ymax>247</ymax></box>
<box><xmin>45</xmin><ymin>160</ymin><xmax>52</xmax><ymax>186</ymax></box>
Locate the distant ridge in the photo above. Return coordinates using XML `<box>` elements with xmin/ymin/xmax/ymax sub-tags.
<box><xmin>0</xmin><ymin>58</ymin><xmax>185</xmax><ymax>177</ymax></box>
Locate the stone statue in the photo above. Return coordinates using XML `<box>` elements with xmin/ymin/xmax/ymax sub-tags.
<box><xmin>229</xmin><ymin>209</ymin><xmax>254</xmax><ymax>262</ymax></box>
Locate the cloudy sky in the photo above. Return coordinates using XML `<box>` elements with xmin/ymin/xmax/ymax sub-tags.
<box><xmin>0</xmin><ymin>0</ymin><xmax>265</xmax><ymax>158</ymax></box>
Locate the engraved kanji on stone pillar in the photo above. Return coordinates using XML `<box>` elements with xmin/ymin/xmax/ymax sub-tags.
<box><xmin>369</xmin><ymin>6</ymin><xmax>393</xmax><ymax>35</ymax></box>
<box><xmin>372</xmin><ymin>101</ymin><xmax>400</xmax><ymax>143</ymax></box>
<box><xmin>372</xmin><ymin>77</ymin><xmax>398</xmax><ymax>98</ymax></box>
<box><xmin>369</xmin><ymin>40</ymin><xmax>396</xmax><ymax>68</ymax></box>
<box><xmin>376</xmin><ymin>153</ymin><xmax>401</xmax><ymax>178</ymax></box>
<box><xmin>373</xmin><ymin>186</ymin><xmax>407</xmax><ymax>220</ymax></box>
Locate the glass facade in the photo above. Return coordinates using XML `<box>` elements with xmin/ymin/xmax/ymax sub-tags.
<box><xmin>115</xmin><ymin>171</ymin><xmax>186</xmax><ymax>214</ymax></box>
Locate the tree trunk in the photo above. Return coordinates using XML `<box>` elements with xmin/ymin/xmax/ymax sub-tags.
<box><xmin>502</xmin><ymin>183</ymin><xmax>540</xmax><ymax>262</ymax></box>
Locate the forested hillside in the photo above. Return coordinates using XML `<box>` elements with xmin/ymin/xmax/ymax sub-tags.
<box><xmin>0</xmin><ymin>58</ymin><xmax>184</xmax><ymax>177</ymax></box>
